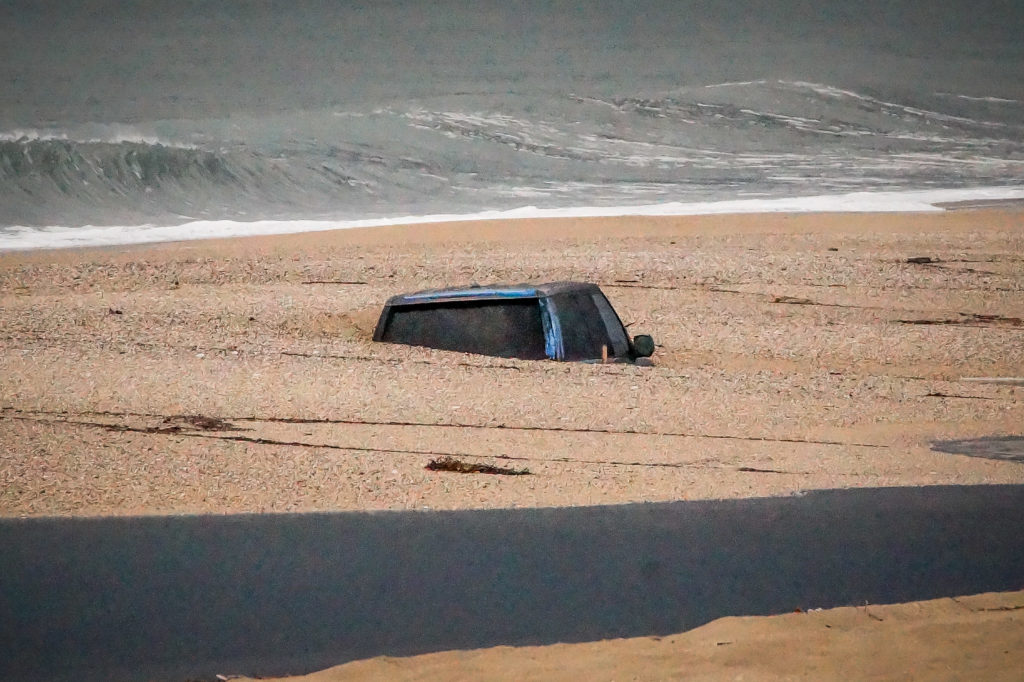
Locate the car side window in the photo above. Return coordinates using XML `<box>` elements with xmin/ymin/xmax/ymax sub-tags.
<box><xmin>382</xmin><ymin>299</ymin><xmax>548</xmax><ymax>359</ymax></box>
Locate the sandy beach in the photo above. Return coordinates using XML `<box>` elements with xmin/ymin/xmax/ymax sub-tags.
<box><xmin>2</xmin><ymin>210</ymin><xmax>1021</xmax><ymax>517</ymax></box>
<box><xmin>2</xmin><ymin>209</ymin><xmax>1023</xmax><ymax>679</ymax></box>
<box><xmin>244</xmin><ymin>590</ymin><xmax>1024</xmax><ymax>682</ymax></box>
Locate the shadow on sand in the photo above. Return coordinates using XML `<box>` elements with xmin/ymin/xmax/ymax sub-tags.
<box><xmin>2</xmin><ymin>485</ymin><xmax>1023</xmax><ymax>681</ymax></box>
<box><xmin>932</xmin><ymin>435</ymin><xmax>1024</xmax><ymax>462</ymax></box>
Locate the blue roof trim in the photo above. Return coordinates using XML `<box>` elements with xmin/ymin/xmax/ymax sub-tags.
<box><xmin>538</xmin><ymin>297</ymin><xmax>564</xmax><ymax>360</ymax></box>
<box><xmin>401</xmin><ymin>287</ymin><xmax>539</xmax><ymax>302</ymax></box>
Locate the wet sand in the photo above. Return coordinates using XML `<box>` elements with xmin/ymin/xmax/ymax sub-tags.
<box><xmin>1</xmin><ymin>210</ymin><xmax>1022</xmax><ymax>516</ymax></box>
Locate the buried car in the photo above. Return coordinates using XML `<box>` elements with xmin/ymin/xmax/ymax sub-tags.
<box><xmin>373</xmin><ymin>281</ymin><xmax>655</xmax><ymax>362</ymax></box>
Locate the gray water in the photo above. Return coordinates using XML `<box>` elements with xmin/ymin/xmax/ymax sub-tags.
<box><xmin>2</xmin><ymin>0</ymin><xmax>1023</xmax><ymax>230</ymax></box>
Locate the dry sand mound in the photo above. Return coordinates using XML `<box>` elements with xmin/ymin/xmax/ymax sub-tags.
<box><xmin>243</xmin><ymin>591</ymin><xmax>1024</xmax><ymax>682</ymax></box>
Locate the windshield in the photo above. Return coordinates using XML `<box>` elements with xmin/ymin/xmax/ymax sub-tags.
<box><xmin>549</xmin><ymin>291</ymin><xmax>630</xmax><ymax>361</ymax></box>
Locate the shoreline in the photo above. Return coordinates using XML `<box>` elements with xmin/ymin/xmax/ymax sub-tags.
<box><xmin>3</xmin><ymin>185</ymin><xmax>1023</xmax><ymax>254</ymax></box>
<box><xmin>3</xmin><ymin>205</ymin><xmax>1024</xmax><ymax>266</ymax></box>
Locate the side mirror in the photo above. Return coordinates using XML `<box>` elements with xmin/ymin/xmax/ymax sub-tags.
<box><xmin>631</xmin><ymin>334</ymin><xmax>655</xmax><ymax>358</ymax></box>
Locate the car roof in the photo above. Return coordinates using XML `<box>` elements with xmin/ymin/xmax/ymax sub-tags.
<box><xmin>383</xmin><ymin>281</ymin><xmax>602</xmax><ymax>306</ymax></box>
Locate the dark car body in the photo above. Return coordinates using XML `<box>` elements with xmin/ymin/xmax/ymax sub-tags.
<box><xmin>373</xmin><ymin>281</ymin><xmax>653</xmax><ymax>362</ymax></box>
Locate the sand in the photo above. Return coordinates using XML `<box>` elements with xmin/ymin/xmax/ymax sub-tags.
<box><xmin>241</xmin><ymin>590</ymin><xmax>1024</xmax><ymax>682</ymax></box>
<box><xmin>2</xmin><ymin>210</ymin><xmax>1021</xmax><ymax>516</ymax></box>
<box><xmin>2</xmin><ymin>210</ymin><xmax>1023</xmax><ymax>678</ymax></box>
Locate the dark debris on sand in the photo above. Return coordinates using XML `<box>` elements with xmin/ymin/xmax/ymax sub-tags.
<box><xmin>425</xmin><ymin>456</ymin><xmax>531</xmax><ymax>476</ymax></box>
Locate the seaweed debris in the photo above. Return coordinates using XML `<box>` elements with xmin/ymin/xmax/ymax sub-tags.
<box><xmin>157</xmin><ymin>415</ymin><xmax>241</xmax><ymax>432</ymax></box>
<box><xmin>771</xmin><ymin>295</ymin><xmax>815</xmax><ymax>305</ymax></box>
<box><xmin>425</xmin><ymin>456</ymin><xmax>531</xmax><ymax>476</ymax></box>
<box><xmin>897</xmin><ymin>313</ymin><xmax>1023</xmax><ymax>327</ymax></box>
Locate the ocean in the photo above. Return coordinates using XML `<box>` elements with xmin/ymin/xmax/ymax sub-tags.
<box><xmin>2</xmin><ymin>0</ymin><xmax>1023</xmax><ymax>249</ymax></box>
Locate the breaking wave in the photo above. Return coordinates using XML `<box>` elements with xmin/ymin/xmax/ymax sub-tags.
<box><xmin>0</xmin><ymin>136</ymin><xmax>378</xmax><ymax>226</ymax></box>
<box><xmin>1</xmin><ymin>80</ymin><xmax>1022</xmax><ymax>230</ymax></box>
<box><xmin>0</xmin><ymin>137</ymin><xmax>236</xmax><ymax>191</ymax></box>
